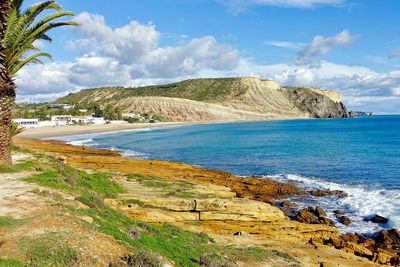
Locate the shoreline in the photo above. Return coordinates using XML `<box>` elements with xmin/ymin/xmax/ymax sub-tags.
<box><xmin>17</xmin><ymin>118</ymin><xmax>396</xmax><ymax>236</ymax></box>
<box><xmin>17</xmin><ymin>117</ymin><xmax>357</xmax><ymax>139</ymax></box>
<box><xmin>12</xmin><ymin>136</ymin><xmax>400</xmax><ymax>265</ymax></box>
<box><xmin>16</xmin><ymin>119</ymin><xmax>266</xmax><ymax>139</ymax></box>
<box><xmin>16</xmin><ymin>121</ymin><xmax>193</xmax><ymax>139</ymax></box>
<box><xmin>11</xmin><ymin>137</ymin><xmax>385</xmax><ymax>266</ymax></box>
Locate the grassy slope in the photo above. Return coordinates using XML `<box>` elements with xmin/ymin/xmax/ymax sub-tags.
<box><xmin>56</xmin><ymin>78</ymin><xmax>249</xmax><ymax>106</ymax></box>
<box><xmin>1</xmin><ymin>148</ymin><xmax>299</xmax><ymax>267</ymax></box>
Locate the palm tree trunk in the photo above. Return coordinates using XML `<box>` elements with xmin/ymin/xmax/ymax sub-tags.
<box><xmin>0</xmin><ymin>0</ymin><xmax>15</xmax><ymax>166</ymax></box>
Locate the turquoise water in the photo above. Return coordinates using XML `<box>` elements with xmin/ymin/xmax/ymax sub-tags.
<box><xmin>56</xmin><ymin>116</ymin><xmax>400</xmax><ymax>234</ymax></box>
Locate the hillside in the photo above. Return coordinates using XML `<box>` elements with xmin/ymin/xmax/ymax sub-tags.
<box><xmin>56</xmin><ymin>77</ymin><xmax>352</xmax><ymax>121</ymax></box>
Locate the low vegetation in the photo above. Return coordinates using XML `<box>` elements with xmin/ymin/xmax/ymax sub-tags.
<box><xmin>56</xmin><ymin>78</ymin><xmax>249</xmax><ymax>107</ymax></box>
<box><xmin>127</xmin><ymin>174</ymin><xmax>198</xmax><ymax>198</ymax></box>
<box><xmin>0</xmin><ymin>216</ymin><xmax>32</xmax><ymax>229</ymax></box>
<box><xmin>19</xmin><ymin>232</ymin><xmax>78</xmax><ymax>267</ymax></box>
<box><xmin>3</xmin><ymin>152</ymin><xmax>299</xmax><ymax>266</ymax></box>
<box><xmin>0</xmin><ymin>258</ymin><xmax>26</xmax><ymax>267</ymax></box>
<box><xmin>0</xmin><ymin>160</ymin><xmax>41</xmax><ymax>173</ymax></box>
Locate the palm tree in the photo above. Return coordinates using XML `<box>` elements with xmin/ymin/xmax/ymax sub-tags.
<box><xmin>0</xmin><ymin>0</ymin><xmax>14</xmax><ymax>165</ymax></box>
<box><xmin>0</xmin><ymin>0</ymin><xmax>77</xmax><ymax>165</ymax></box>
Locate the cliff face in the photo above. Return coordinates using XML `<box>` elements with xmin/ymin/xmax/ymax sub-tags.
<box><xmin>282</xmin><ymin>87</ymin><xmax>352</xmax><ymax>118</ymax></box>
<box><xmin>57</xmin><ymin>77</ymin><xmax>352</xmax><ymax>121</ymax></box>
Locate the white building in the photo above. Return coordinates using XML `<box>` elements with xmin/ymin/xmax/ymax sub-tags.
<box><xmin>123</xmin><ymin>113</ymin><xmax>141</xmax><ymax>118</ymax></box>
<box><xmin>38</xmin><ymin>121</ymin><xmax>57</xmax><ymax>127</ymax></box>
<box><xmin>91</xmin><ymin>117</ymin><xmax>106</xmax><ymax>124</ymax></box>
<box><xmin>51</xmin><ymin>115</ymin><xmax>72</xmax><ymax>125</ymax></box>
<box><xmin>71</xmin><ymin>116</ymin><xmax>92</xmax><ymax>124</ymax></box>
<box><xmin>12</xmin><ymin>118</ymin><xmax>39</xmax><ymax>128</ymax></box>
<box><xmin>71</xmin><ymin>115</ymin><xmax>106</xmax><ymax>125</ymax></box>
<box><xmin>50</xmin><ymin>104</ymin><xmax>73</xmax><ymax>110</ymax></box>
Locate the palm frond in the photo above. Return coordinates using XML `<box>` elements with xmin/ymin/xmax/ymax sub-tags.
<box><xmin>4</xmin><ymin>0</ymin><xmax>78</xmax><ymax>77</ymax></box>
<box><xmin>11</xmin><ymin>52</ymin><xmax>52</xmax><ymax>74</ymax></box>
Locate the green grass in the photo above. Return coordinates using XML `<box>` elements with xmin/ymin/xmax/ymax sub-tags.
<box><xmin>164</xmin><ymin>191</ymin><xmax>195</xmax><ymax>198</ymax></box>
<box><xmin>0</xmin><ymin>216</ymin><xmax>31</xmax><ymax>229</ymax></box>
<box><xmin>19</xmin><ymin>232</ymin><xmax>78</xmax><ymax>267</ymax></box>
<box><xmin>0</xmin><ymin>258</ymin><xmax>25</xmax><ymax>267</ymax></box>
<box><xmin>127</xmin><ymin>174</ymin><xmax>197</xmax><ymax>199</ymax></box>
<box><xmin>71</xmin><ymin>190</ymin><xmax>280</xmax><ymax>267</ymax></box>
<box><xmin>24</xmin><ymin>171</ymin><xmax>76</xmax><ymax>192</ymax></box>
<box><xmin>71</xmin><ymin>194</ymin><xmax>282</xmax><ymax>267</ymax></box>
<box><xmin>0</xmin><ymin>161</ymin><xmax>41</xmax><ymax>173</ymax></box>
<box><xmin>57</xmin><ymin>78</ymin><xmax>249</xmax><ymax>106</ymax></box>
<box><xmin>21</xmin><ymin>158</ymin><xmax>298</xmax><ymax>267</ymax></box>
<box><xmin>10</xmin><ymin>144</ymin><xmax>30</xmax><ymax>153</ymax></box>
<box><xmin>24</xmin><ymin>163</ymin><xmax>125</xmax><ymax>198</ymax></box>
<box><xmin>273</xmin><ymin>250</ymin><xmax>299</xmax><ymax>263</ymax></box>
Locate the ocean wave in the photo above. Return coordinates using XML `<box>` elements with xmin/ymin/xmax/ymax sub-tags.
<box><xmin>68</xmin><ymin>138</ymin><xmax>94</xmax><ymax>146</ymax></box>
<box><xmin>48</xmin><ymin>129</ymin><xmax>153</xmax><ymax>160</ymax></box>
<box><xmin>122</xmin><ymin>150</ymin><xmax>149</xmax><ymax>159</ymax></box>
<box><xmin>266</xmin><ymin>174</ymin><xmax>400</xmax><ymax>234</ymax></box>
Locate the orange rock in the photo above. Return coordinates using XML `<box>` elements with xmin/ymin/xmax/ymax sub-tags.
<box><xmin>372</xmin><ymin>249</ymin><xmax>396</xmax><ymax>264</ymax></box>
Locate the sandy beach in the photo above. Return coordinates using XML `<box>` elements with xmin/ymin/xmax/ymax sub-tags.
<box><xmin>16</xmin><ymin>122</ymin><xmax>190</xmax><ymax>138</ymax></box>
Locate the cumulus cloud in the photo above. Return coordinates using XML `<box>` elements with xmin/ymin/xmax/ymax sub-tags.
<box><xmin>15</xmin><ymin>12</ymin><xmax>240</xmax><ymax>102</ymax></box>
<box><xmin>13</xmin><ymin>12</ymin><xmax>400</xmax><ymax>113</ymax></box>
<box><xmin>215</xmin><ymin>0</ymin><xmax>344</xmax><ymax>14</ymax></box>
<box><xmin>71</xmin><ymin>12</ymin><xmax>160</xmax><ymax>63</ymax></box>
<box><xmin>68</xmin><ymin>12</ymin><xmax>239</xmax><ymax>82</ymax></box>
<box><xmin>293</xmin><ymin>30</ymin><xmax>359</xmax><ymax>67</ymax></box>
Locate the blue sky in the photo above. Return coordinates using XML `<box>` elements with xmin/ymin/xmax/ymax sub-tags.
<box><xmin>16</xmin><ymin>0</ymin><xmax>400</xmax><ymax>113</ymax></box>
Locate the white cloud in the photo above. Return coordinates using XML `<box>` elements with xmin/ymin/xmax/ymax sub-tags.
<box><xmin>72</xmin><ymin>12</ymin><xmax>160</xmax><ymax>64</ymax></box>
<box><xmin>391</xmin><ymin>87</ymin><xmax>400</xmax><ymax>96</ymax></box>
<box><xmin>264</xmin><ymin>41</ymin><xmax>305</xmax><ymax>50</ymax></box>
<box><xmin>15</xmin><ymin>62</ymin><xmax>81</xmax><ymax>103</ymax></box>
<box><xmin>69</xmin><ymin>12</ymin><xmax>239</xmax><ymax>81</ymax></box>
<box><xmin>293</xmin><ymin>30</ymin><xmax>359</xmax><ymax>67</ymax></box>
<box><xmin>15</xmin><ymin>12</ymin><xmax>239</xmax><ymax>102</ymax></box>
<box><xmin>15</xmin><ymin>57</ymin><xmax>400</xmax><ymax>113</ymax></box>
<box><xmin>33</xmin><ymin>40</ymin><xmax>45</xmax><ymax>50</ymax></box>
<box><xmin>14</xmin><ymin>12</ymin><xmax>400</xmax><ymax>113</ymax></box>
<box><xmin>216</xmin><ymin>0</ymin><xmax>344</xmax><ymax>14</ymax></box>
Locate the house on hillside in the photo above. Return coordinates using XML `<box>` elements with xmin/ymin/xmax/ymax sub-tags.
<box><xmin>51</xmin><ymin>115</ymin><xmax>72</xmax><ymax>125</ymax></box>
<box><xmin>123</xmin><ymin>113</ymin><xmax>141</xmax><ymax>118</ymax></box>
<box><xmin>50</xmin><ymin>104</ymin><xmax>73</xmax><ymax>110</ymax></box>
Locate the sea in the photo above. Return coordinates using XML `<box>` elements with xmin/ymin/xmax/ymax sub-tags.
<box><xmin>50</xmin><ymin>116</ymin><xmax>400</xmax><ymax>235</ymax></box>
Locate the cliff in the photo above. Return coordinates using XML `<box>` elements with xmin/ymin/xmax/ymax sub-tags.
<box><xmin>56</xmin><ymin>77</ymin><xmax>352</xmax><ymax>121</ymax></box>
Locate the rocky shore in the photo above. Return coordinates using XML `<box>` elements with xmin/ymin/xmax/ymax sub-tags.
<box><xmin>13</xmin><ymin>137</ymin><xmax>400</xmax><ymax>266</ymax></box>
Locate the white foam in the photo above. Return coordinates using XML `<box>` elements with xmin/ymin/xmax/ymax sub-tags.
<box><xmin>45</xmin><ymin>127</ymin><xmax>157</xmax><ymax>160</ymax></box>
<box><xmin>68</xmin><ymin>138</ymin><xmax>94</xmax><ymax>146</ymax></box>
<box><xmin>267</xmin><ymin>174</ymin><xmax>400</xmax><ymax>234</ymax></box>
<box><xmin>122</xmin><ymin>150</ymin><xmax>149</xmax><ymax>159</ymax></box>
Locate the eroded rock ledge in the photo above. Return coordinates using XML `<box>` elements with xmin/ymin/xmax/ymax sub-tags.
<box><xmin>14</xmin><ymin>137</ymin><xmax>385</xmax><ymax>266</ymax></box>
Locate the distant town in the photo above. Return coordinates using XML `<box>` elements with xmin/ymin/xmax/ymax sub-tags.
<box><xmin>12</xmin><ymin>103</ymin><xmax>161</xmax><ymax>128</ymax></box>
